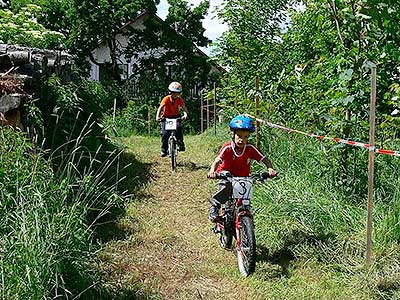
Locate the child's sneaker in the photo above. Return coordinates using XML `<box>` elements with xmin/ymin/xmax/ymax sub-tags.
<box><xmin>209</xmin><ymin>205</ymin><xmax>220</xmax><ymax>222</ymax></box>
<box><xmin>178</xmin><ymin>142</ymin><xmax>185</xmax><ymax>152</ymax></box>
<box><xmin>161</xmin><ymin>150</ymin><xmax>167</xmax><ymax>157</ymax></box>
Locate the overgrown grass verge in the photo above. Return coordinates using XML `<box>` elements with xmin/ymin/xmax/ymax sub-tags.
<box><xmin>0</xmin><ymin>127</ymin><xmax>126</xmax><ymax>299</ymax></box>
<box><xmin>250</xmin><ymin>128</ymin><xmax>400</xmax><ymax>299</ymax></box>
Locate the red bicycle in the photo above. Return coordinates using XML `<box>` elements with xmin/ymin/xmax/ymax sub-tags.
<box><xmin>211</xmin><ymin>171</ymin><xmax>272</xmax><ymax>276</ymax></box>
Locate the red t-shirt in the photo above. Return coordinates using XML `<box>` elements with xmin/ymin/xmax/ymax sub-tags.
<box><xmin>216</xmin><ymin>141</ymin><xmax>265</xmax><ymax>177</ymax></box>
<box><xmin>160</xmin><ymin>95</ymin><xmax>185</xmax><ymax>117</ymax></box>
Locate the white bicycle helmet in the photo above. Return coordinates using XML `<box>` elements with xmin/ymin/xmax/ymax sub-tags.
<box><xmin>168</xmin><ymin>81</ymin><xmax>182</xmax><ymax>93</ymax></box>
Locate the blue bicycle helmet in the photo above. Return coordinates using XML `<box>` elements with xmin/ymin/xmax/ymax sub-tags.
<box><xmin>229</xmin><ymin>115</ymin><xmax>256</xmax><ymax>132</ymax></box>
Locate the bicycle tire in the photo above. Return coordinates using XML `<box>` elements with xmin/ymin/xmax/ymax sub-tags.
<box><xmin>219</xmin><ymin>224</ymin><xmax>233</xmax><ymax>250</ymax></box>
<box><xmin>236</xmin><ymin>216</ymin><xmax>256</xmax><ymax>276</ymax></box>
<box><xmin>168</xmin><ymin>137</ymin><xmax>177</xmax><ymax>170</ymax></box>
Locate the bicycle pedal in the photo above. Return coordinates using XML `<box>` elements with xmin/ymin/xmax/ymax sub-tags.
<box><xmin>212</xmin><ymin>226</ymin><xmax>220</xmax><ymax>234</ymax></box>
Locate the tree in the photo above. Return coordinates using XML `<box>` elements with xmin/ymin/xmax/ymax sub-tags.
<box><xmin>124</xmin><ymin>0</ymin><xmax>212</xmax><ymax>86</ymax></box>
<box><xmin>0</xmin><ymin>4</ymin><xmax>65</xmax><ymax>48</ymax></box>
<box><xmin>215</xmin><ymin>0</ymin><xmax>400</xmax><ymax>194</ymax></box>
<box><xmin>121</xmin><ymin>0</ymin><xmax>214</xmax><ymax>133</ymax></box>
<box><xmin>214</xmin><ymin>0</ymin><xmax>295</xmax><ymax>108</ymax></box>
<box><xmin>0</xmin><ymin>0</ymin><xmax>10</xmax><ymax>7</ymax></box>
<box><xmin>164</xmin><ymin>0</ymin><xmax>210</xmax><ymax>48</ymax></box>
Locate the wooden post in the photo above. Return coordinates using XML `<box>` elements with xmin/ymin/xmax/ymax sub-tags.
<box><xmin>113</xmin><ymin>98</ymin><xmax>117</xmax><ymax>123</ymax></box>
<box><xmin>200</xmin><ymin>90</ymin><xmax>204</xmax><ymax>133</ymax></box>
<box><xmin>255</xmin><ymin>75</ymin><xmax>260</xmax><ymax>148</ymax></box>
<box><xmin>148</xmin><ymin>104</ymin><xmax>151</xmax><ymax>136</ymax></box>
<box><xmin>366</xmin><ymin>64</ymin><xmax>377</xmax><ymax>270</ymax></box>
<box><xmin>207</xmin><ymin>91</ymin><xmax>210</xmax><ymax>130</ymax></box>
<box><xmin>213</xmin><ymin>82</ymin><xmax>217</xmax><ymax>135</ymax></box>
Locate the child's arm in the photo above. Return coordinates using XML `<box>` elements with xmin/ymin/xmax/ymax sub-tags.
<box><xmin>261</xmin><ymin>157</ymin><xmax>277</xmax><ymax>177</ymax></box>
<box><xmin>181</xmin><ymin>104</ymin><xmax>189</xmax><ymax>120</ymax></box>
<box><xmin>155</xmin><ymin>104</ymin><xmax>164</xmax><ymax>121</ymax></box>
<box><xmin>208</xmin><ymin>157</ymin><xmax>222</xmax><ymax>178</ymax></box>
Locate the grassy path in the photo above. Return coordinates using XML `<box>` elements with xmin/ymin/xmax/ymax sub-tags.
<box><xmin>99</xmin><ymin>134</ymin><xmax>261</xmax><ymax>299</ymax></box>
<box><xmin>97</xmin><ymin>133</ymin><xmax>377</xmax><ymax>300</ymax></box>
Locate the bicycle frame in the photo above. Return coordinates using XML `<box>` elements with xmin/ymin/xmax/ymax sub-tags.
<box><xmin>216</xmin><ymin>197</ymin><xmax>253</xmax><ymax>244</ymax></box>
<box><xmin>164</xmin><ymin>118</ymin><xmax>180</xmax><ymax>170</ymax></box>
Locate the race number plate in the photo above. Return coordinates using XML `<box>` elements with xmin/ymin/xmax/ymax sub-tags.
<box><xmin>232</xmin><ymin>177</ymin><xmax>253</xmax><ymax>200</ymax></box>
<box><xmin>165</xmin><ymin>118</ymin><xmax>178</xmax><ymax>130</ymax></box>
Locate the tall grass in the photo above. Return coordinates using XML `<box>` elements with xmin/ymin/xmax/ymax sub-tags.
<box><xmin>0</xmin><ymin>126</ymin><xmax>125</xmax><ymax>299</ymax></box>
<box><xmin>250</xmin><ymin>128</ymin><xmax>400</xmax><ymax>297</ymax></box>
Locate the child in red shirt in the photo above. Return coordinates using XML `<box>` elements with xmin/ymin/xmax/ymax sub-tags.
<box><xmin>207</xmin><ymin>115</ymin><xmax>276</xmax><ymax>221</ymax></box>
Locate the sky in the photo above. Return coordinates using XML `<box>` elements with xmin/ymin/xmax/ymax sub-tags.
<box><xmin>156</xmin><ymin>0</ymin><xmax>228</xmax><ymax>55</ymax></box>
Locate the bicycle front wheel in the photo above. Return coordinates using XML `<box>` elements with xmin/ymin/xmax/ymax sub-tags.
<box><xmin>219</xmin><ymin>219</ymin><xmax>233</xmax><ymax>250</ymax></box>
<box><xmin>168</xmin><ymin>137</ymin><xmax>177</xmax><ymax>170</ymax></box>
<box><xmin>236</xmin><ymin>216</ymin><xmax>256</xmax><ymax>276</ymax></box>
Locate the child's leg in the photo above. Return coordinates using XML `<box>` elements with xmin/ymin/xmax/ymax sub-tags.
<box><xmin>209</xmin><ymin>180</ymin><xmax>232</xmax><ymax>221</ymax></box>
<box><xmin>176</xmin><ymin>123</ymin><xmax>185</xmax><ymax>151</ymax></box>
<box><xmin>160</xmin><ymin>121</ymin><xmax>171</xmax><ymax>155</ymax></box>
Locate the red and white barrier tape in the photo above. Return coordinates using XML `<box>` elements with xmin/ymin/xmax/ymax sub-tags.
<box><xmin>245</xmin><ymin>114</ymin><xmax>400</xmax><ymax>157</ymax></box>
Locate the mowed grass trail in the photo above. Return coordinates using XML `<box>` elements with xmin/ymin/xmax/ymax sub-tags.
<box><xmin>98</xmin><ymin>133</ymin><xmax>261</xmax><ymax>299</ymax></box>
<box><xmin>97</xmin><ymin>132</ymin><xmax>372</xmax><ymax>300</ymax></box>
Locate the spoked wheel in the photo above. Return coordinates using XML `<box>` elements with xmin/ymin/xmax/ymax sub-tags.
<box><xmin>168</xmin><ymin>137</ymin><xmax>177</xmax><ymax>170</ymax></box>
<box><xmin>236</xmin><ymin>216</ymin><xmax>256</xmax><ymax>276</ymax></box>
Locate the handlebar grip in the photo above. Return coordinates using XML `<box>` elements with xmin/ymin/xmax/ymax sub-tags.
<box><xmin>216</xmin><ymin>171</ymin><xmax>232</xmax><ymax>180</ymax></box>
<box><xmin>259</xmin><ymin>172</ymin><xmax>278</xmax><ymax>180</ymax></box>
<box><xmin>260</xmin><ymin>172</ymin><xmax>271</xmax><ymax>180</ymax></box>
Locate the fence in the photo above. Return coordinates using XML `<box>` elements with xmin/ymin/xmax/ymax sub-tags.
<box><xmin>200</xmin><ymin>82</ymin><xmax>224</xmax><ymax>135</ymax></box>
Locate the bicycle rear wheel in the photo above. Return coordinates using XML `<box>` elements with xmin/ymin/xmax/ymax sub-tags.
<box><xmin>168</xmin><ymin>137</ymin><xmax>177</xmax><ymax>170</ymax></box>
<box><xmin>236</xmin><ymin>216</ymin><xmax>256</xmax><ymax>276</ymax></box>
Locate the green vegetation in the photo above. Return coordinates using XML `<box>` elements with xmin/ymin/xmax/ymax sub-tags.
<box><xmin>251</xmin><ymin>129</ymin><xmax>400</xmax><ymax>299</ymax></box>
<box><xmin>0</xmin><ymin>4</ymin><xmax>65</xmax><ymax>48</ymax></box>
<box><xmin>2</xmin><ymin>0</ymin><xmax>400</xmax><ymax>298</ymax></box>
<box><xmin>213</xmin><ymin>0</ymin><xmax>400</xmax><ymax>197</ymax></box>
<box><xmin>0</xmin><ymin>127</ymin><xmax>124</xmax><ymax>299</ymax></box>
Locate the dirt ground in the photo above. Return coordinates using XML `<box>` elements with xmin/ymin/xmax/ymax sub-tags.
<box><xmin>99</xmin><ymin>135</ymin><xmax>257</xmax><ymax>299</ymax></box>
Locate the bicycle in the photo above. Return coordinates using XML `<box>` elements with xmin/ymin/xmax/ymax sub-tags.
<box><xmin>210</xmin><ymin>171</ymin><xmax>273</xmax><ymax>276</ymax></box>
<box><xmin>164</xmin><ymin>117</ymin><xmax>182</xmax><ymax>170</ymax></box>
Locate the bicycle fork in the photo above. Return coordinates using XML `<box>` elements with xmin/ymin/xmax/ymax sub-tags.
<box><xmin>235</xmin><ymin>209</ymin><xmax>253</xmax><ymax>250</ymax></box>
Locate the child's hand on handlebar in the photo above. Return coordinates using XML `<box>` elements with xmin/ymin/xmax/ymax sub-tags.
<box><xmin>207</xmin><ymin>170</ymin><xmax>217</xmax><ymax>178</ymax></box>
<box><xmin>268</xmin><ymin>168</ymin><xmax>277</xmax><ymax>177</ymax></box>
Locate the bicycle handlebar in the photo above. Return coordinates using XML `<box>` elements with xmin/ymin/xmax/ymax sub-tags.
<box><xmin>159</xmin><ymin>116</ymin><xmax>189</xmax><ymax>123</ymax></box>
<box><xmin>211</xmin><ymin>172</ymin><xmax>276</xmax><ymax>181</ymax></box>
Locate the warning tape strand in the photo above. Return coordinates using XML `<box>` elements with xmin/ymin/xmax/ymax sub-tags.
<box><xmin>245</xmin><ymin>114</ymin><xmax>400</xmax><ymax>158</ymax></box>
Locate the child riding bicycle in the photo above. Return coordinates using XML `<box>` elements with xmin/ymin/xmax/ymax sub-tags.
<box><xmin>155</xmin><ymin>82</ymin><xmax>189</xmax><ymax>157</ymax></box>
<box><xmin>207</xmin><ymin>115</ymin><xmax>277</xmax><ymax>222</ymax></box>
